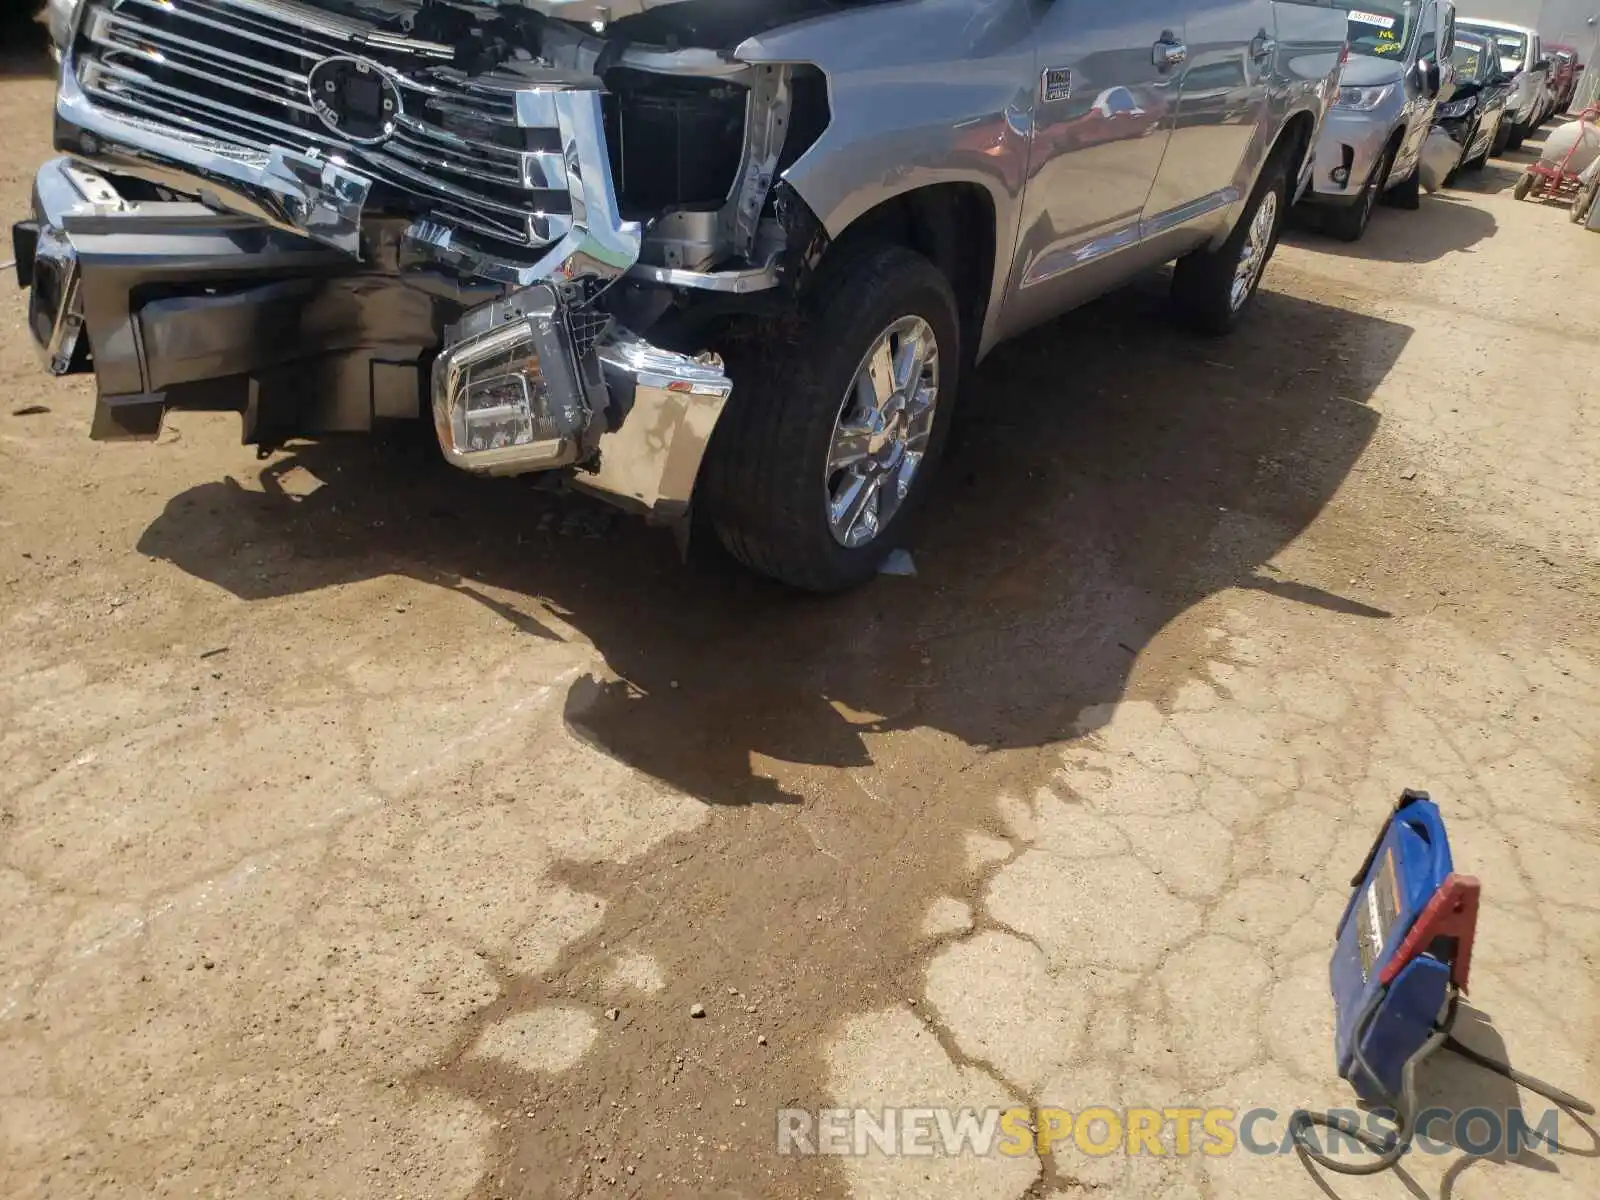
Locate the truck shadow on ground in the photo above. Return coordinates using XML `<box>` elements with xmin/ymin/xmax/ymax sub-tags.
<box><xmin>137</xmin><ymin>274</ymin><xmax>1411</xmax><ymax>1198</ymax></box>
<box><xmin>138</xmin><ymin>272</ymin><xmax>1407</xmax><ymax>810</ymax></box>
<box><xmin>1450</xmin><ymin>160</ymin><xmax>1526</xmax><ymax>197</ymax></box>
<box><xmin>0</xmin><ymin>3</ymin><xmax>56</xmax><ymax>80</ymax></box>
<box><xmin>1286</xmin><ymin>192</ymin><xmax>1497</xmax><ymax>260</ymax></box>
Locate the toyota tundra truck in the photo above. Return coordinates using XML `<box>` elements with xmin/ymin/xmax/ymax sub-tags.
<box><xmin>15</xmin><ymin>0</ymin><xmax>1345</xmax><ymax>591</ymax></box>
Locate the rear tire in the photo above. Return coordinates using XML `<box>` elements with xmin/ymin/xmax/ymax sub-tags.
<box><xmin>1171</xmin><ymin>145</ymin><xmax>1288</xmax><ymax>335</ymax></box>
<box><xmin>699</xmin><ymin>242</ymin><xmax>961</xmax><ymax>593</ymax></box>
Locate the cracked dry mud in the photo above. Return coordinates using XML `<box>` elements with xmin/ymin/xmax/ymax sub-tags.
<box><xmin>3</xmin><ymin>34</ymin><xmax>1599</xmax><ymax>1200</ymax></box>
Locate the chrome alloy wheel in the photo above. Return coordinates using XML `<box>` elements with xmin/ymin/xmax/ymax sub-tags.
<box><xmin>1230</xmin><ymin>189</ymin><xmax>1278</xmax><ymax>311</ymax></box>
<box><xmin>824</xmin><ymin>315</ymin><xmax>939</xmax><ymax>548</ymax></box>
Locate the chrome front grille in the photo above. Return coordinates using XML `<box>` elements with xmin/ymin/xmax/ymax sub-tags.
<box><xmin>74</xmin><ymin>0</ymin><xmax>573</xmax><ymax>252</ymax></box>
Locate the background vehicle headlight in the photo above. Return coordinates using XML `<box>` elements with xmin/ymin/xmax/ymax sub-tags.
<box><xmin>1436</xmin><ymin>97</ymin><xmax>1476</xmax><ymax>118</ymax></box>
<box><xmin>1335</xmin><ymin>84</ymin><xmax>1396</xmax><ymax>110</ymax></box>
<box><xmin>46</xmin><ymin>0</ymin><xmax>85</xmax><ymax>49</ymax></box>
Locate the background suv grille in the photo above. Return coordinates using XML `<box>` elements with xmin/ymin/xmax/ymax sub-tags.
<box><xmin>75</xmin><ymin>0</ymin><xmax>572</xmax><ymax>251</ymax></box>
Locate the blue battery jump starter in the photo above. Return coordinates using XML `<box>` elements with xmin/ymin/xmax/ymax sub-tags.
<box><xmin>1290</xmin><ymin>789</ymin><xmax>1593</xmax><ymax>1174</ymax></box>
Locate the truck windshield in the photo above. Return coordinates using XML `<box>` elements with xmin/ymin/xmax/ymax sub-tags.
<box><xmin>1347</xmin><ymin>6</ymin><xmax>1416</xmax><ymax>59</ymax></box>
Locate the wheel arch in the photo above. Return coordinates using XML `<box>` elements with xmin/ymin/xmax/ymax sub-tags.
<box><xmin>1274</xmin><ymin>108</ymin><xmax>1319</xmax><ymax>201</ymax></box>
<box><xmin>816</xmin><ymin>182</ymin><xmax>1000</xmax><ymax>373</ymax></box>
<box><xmin>1380</xmin><ymin>121</ymin><xmax>1411</xmax><ymax>178</ymax></box>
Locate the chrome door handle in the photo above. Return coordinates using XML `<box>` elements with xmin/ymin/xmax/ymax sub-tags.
<box><xmin>1153</xmin><ymin>37</ymin><xmax>1188</xmax><ymax>70</ymax></box>
<box><xmin>1251</xmin><ymin>33</ymin><xmax>1277</xmax><ymax>61</ymax></box>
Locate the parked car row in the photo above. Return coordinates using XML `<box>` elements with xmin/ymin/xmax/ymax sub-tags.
<box><xmin>1547</xmin><ymin>44</ymin><xmax>1582</xmax><ymax>113</ymax></box>
<box><xmin>1297</xmin><ymin>4</ymin><xmax>1571</xmax><ymax>244</ymax></box>
<box><xmin>1300</xmin><ymin>2</ymin><xmax>1455</xmax><ymax>242</ymax></box>
<box><xmin>1462</xmin><ymin>18</ymin><xmax>1557</xmax><ymax>151</ymax></box>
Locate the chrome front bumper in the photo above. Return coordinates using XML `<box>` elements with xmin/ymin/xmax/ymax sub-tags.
<box><xmin>21</xmin><ymin>11</ymin><xmax>737</xmax><ymax>520</ymax></box>
<box><xmin>15</xmin><ymin>156</ymin><xmax>733</xmax><ymax>522</ymax></box>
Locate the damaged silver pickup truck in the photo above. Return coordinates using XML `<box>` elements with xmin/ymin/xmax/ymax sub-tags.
<box><xmin>17</xmin><ymin>0</ymin><xmax>1345</xmax><ymax>590</ymax></box>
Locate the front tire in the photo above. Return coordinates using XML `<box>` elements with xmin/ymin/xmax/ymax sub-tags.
<box><xmin>699</xmin><ymin>242</ymin><xmax>960</xmax><ymax>592</ymax></box>
<box><xmin>1385</xmin><ymin>161</ymin><xmax>1422</xmax><ymax>209</ymax></box>
<box><xmin>1513</xmin><ymin>170</ymin><xmax>1537</xmax><ymax>200</ymax></box>
<box><xmin>1172</xmin><ymin>147</ymin><xmax>1287</xmax><ymax>336</ymax></box>
<box><xmin>1325</xmin><ymin>142</ymin><xmax>1395</xmax><ymax>243</ymax></box>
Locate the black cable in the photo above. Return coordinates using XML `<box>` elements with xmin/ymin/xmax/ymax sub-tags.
<box><xmin>1293</xmin><ymin>986</ymin><xmax>1596</xmax><ymax>1175</ymax></box>
<box><xmin>1290</xmin><ymin>988</ymin><xmax>1427</xmax><ymax>1174</ymax></box>
<box><xmin>1442</xmin><ymin>1036</ymin><xmax>1597</xmax><ymax>1115</ymax></box>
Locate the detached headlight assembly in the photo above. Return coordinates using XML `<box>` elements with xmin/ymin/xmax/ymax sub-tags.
<box><xmin>1335</xmin><ymin>84</ymin><xmax>1396</xmax><ymax>110</ymax></box>
<box><xmin>1436</xmin><ymin>96</ymin><xmax>1477</xmax><ymax>118</ymax></box>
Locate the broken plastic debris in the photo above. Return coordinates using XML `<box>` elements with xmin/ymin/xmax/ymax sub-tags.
<box><xmin>879</xmin><ymin>549</ymin><xmax>917</xmax><ymax>577</ymax></box>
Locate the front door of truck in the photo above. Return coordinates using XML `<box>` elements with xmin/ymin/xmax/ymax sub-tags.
<box><xmin>1142</xmin><ymin>0</ymin><xmax>1274</xmax><ymax>237</ymax></box>
<box><xmin>1002</xmin><ymin>0</ymin><xmax>1188</xmax><ymax>337</ymax></box>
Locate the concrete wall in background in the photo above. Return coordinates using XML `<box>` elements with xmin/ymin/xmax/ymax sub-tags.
<box><xmin>1455</xmin><ymin>0</ymin><xmax>1598</xmax><ymax>49</ymax></box>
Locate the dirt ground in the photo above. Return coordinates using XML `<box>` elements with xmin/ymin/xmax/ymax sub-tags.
<box><xmin>3</xmin><ymin>21</ymin><xmax>1599</xmax><ymax>1200</ymax></box>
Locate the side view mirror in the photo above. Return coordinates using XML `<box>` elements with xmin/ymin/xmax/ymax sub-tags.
<box><xmin>1533</xmin><ymin>57</ymin><xmax>1552</xmax><ymax>72</ymax></box>
<box><xmin>1491</xmin><ymin>72</ymin><xmax>1514</xmax><ymax>87</ymax></box>
<box><xmin>1416</xmin><ymin>56</ymin><xmax>1442</xmax><ymax>98</ymax></box>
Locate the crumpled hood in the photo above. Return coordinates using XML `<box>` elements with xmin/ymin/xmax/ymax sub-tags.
<box><xmin>1339</xmin><ymin>54</ymin><xmax>1406</xmax><ymax>87</ymax></box>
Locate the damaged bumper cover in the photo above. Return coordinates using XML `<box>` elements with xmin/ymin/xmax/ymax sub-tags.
<box><xmin>15</xmin><ymin>0</ymin><xmax>764</xmax><ymax>520</ymax></box>
<box><xmin>18</xmin><ymin>155</ymin><xmax>730</xmax><ymax>521</ymax></box>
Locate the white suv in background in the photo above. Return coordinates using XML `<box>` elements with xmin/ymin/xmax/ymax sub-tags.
<box><xmin>1459</xmin><ymin>18</ymin><xmax>1549</xmax><ymax>150</ymax></box>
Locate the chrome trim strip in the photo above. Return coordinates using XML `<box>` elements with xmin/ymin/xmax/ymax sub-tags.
<box><xmin>29</xmin><ymin>223</ymin><xmax>88</xmax><ymax>375</ymax></box>
<box><xmin>75</xmin><ymin>0</ymin><xmax>561</xmax><ymax>254</ymax></box>
<box><xmin>91</xmin><ymin>10</ymin><xmax>308</xmax><ymax>89</ymax></box>
<box><xmin>1021</xmin><ymin>220</ymin><xmax>1140</xmax><ymax>287</ymax></box>
<box><xmin>628</xmin><ymin>260</ymin><xmax>781</xmax><ymax>293</ymax></box>
<box><xmin>1020</xmin><ymin>185</ymin><xmax>1241</xmax><ymax>288</ymax></box>
<box><xmin>581</xmin><ymin>330</ymin><xmax>734</xmax><ymax>520</ymax></box>
<box><xmin>384</xmin><ymin>131</ymin><xmax>523</xmax><ymax>189</ymax></box>
<box><xmin>109</xmin><ymin>0</ymin><xmax>348</xmax><ymax>62</ymax></box>
<box><xmin>59</xmin><ymin>56</ymin><xmax>374</xmax><ymax>254</ymax></box>
<box><xmin>1140</xmin><ymin>186</ymin><xmax>1240</xmax><ymax>238</ymax></box>
<box><xmin>400</xmin><ymin>91</ymin><xmax>639</xmax><ymax>290</ymax></box>
<box><xmin>95</xmin><ymin>48</ymin><xmax>315</xmax><ymax>114</ymax></box>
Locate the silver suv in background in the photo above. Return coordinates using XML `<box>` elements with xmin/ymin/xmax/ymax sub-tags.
<box><xmin>1459</xmin><ymin>18</ymin><xmax>1548</xmax><ymax>150</ymax></box>
<box><xmin>15</xmin><ymin>0</ymin><xmax>1345</xmax><ymax>592</ymax></box>
<box><xmin>1301</xmin><ymin>1</ymin><xmax>1455</xmax><ymax>242</ymax></box>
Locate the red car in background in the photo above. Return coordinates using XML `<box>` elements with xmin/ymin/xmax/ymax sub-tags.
<box><xmin>1547</xmin><ymin>43</ymin><xmax>1581</xmax><ymax>112</ymax></box>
